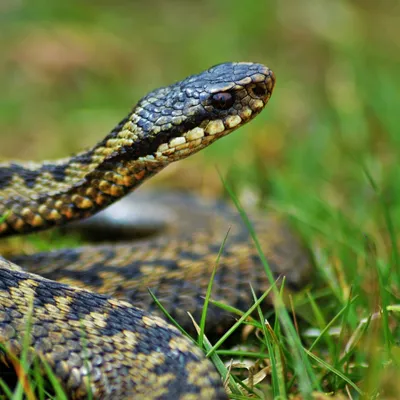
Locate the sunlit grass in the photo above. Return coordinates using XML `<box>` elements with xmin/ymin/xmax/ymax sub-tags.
<box><xmin>1</xmin><ymin>185</ymin><xmax>399</xmax><ymax>398</ymax></box>
<box><xmin>1</xmin><ymin>0</ymin><xmax>400</xmax><ymax>398</ymax></box>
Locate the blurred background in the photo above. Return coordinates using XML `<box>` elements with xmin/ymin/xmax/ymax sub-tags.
<box><xmin>2</xmin><ymin>0</ymin><xmax>400</xmax><ymax>396</ymax></box>
<box><xmin>1</xmin><ymin>0</ymin><xmax>399</xmax><ymax>208</ymax></box>
<box><xmin>2</xmin><ymin>0</ymin><xmax>400</xmax><ymax>270</ymax></box>
<box><xmin>1</xmin><ymin>1</ymin><xmax>400</xmax><ymax>266</ymax></box>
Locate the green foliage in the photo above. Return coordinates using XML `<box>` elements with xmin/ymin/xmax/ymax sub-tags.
<box><xmin>1</xmin><ymin>0</ymin><xmax>400</xmax><ymax>398</ymax></box>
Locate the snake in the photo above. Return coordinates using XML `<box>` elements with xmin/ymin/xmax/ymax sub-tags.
<box><xmin>0</xmin><ymin>62</ymin><xmax>312</xmax><ymax>399</ymax></box>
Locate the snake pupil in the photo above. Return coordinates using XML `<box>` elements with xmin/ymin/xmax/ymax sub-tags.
<box><xmin>211</xmin><ymin>92</ymin><xmax>234</xmax><ymax>110</ymax></box>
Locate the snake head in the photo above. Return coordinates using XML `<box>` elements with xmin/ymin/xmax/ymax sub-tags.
<box><xmin>128</xmin><ymin>62</ymin><xmax>275</xmax><ymax>161</ymax></box>
<box><xmin>0</xmin><ymin>63</ymin><xmax>275</xmax><ymax>236</ymax></box>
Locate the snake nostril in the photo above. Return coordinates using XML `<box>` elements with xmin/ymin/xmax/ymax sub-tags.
<box><xmin>251</xmin><ymin>85</ymin><xmax>266</xmax><ymax>98</ymax></box>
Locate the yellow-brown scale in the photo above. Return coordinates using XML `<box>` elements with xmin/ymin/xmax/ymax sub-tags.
<box><xmin>0</xmin><ymin>259</ymin><xmax>223</xmax><ymax>399</ymax></box>
<box><xmin>11</xmin><ymin>197</ymin><xmax>311</xmax><ymax>335</ymax></box>
<box><xmin>0</xmin><ymin>64</ymin><xmax>274</xmax><ymax>238</ymax></box>
<box><xmin>0</xmin><ymin>62</ymin><xmax>310</xmax><ymax>399</ymax></box>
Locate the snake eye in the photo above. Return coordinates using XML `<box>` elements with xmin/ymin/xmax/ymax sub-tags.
<box><xmin>211</xmin><ymin>92</ymin><xmax>235</xmax><ymax>110</ymax></box>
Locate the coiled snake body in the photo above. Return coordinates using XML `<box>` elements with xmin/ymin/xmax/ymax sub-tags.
<box><xmin>0</xmin><ymin>63</ymin><xmax>312</xmax><ymax>399</ymax></box>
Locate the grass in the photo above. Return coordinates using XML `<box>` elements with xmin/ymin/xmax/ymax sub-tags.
<box><xmin>1</xmin><ymin>0</ymin><xmax>400</xmax><ymax>398</ymax></box>
<box><xmin>1</xmin><ymin>175</ymin><xmax>399</xmax><ymax>399</ymax></box>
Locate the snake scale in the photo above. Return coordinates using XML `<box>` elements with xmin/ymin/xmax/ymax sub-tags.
<box><xmin>0</xmin><ymin>62</ymin><xmax>312</xmax><ymax>399</ymax></box>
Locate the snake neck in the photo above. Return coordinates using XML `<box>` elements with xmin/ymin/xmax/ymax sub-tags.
<box><xmin>0</xmin><ymin>116</ymin><xmax>169</xmax><ymax>237</ymax></box>
<box><xmin>0</xmin><ymin>62</ymin><xmax>275</xmax><ymax>237</ymax></box>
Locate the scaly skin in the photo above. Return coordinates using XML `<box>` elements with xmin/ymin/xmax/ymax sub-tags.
<box><xmin>0</xmin><ymin>62</ymin><xmax>274</xmax><ymax>236</ymax></box>
<box><xmin>0</xmin><ymin>62</ymin><xmax>305</xmax><ymax>399</ymax></box>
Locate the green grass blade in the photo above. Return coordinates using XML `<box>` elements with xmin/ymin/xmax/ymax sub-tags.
<box><xmin>206</xmin><ymin>283</ymin><xmax>276</xmax><ymax>358</ymax></box>
<box><xmin>187</xmin><ymin>313</ymin><xmax>243</xmax><ymax>396</ymax></box>
<box><xmin>308</xmin><ymin>294</ymin><xmax>359</xmax><ymax>351</ymax></box>
<box><xmin>304</xmin><ymin>347</ymin><xmax>362</xmax><ymax>395</ymax></box>
<box><xmin>250</xmin><ymin>285</ymin><xmax>286</xmax><ymax>398</ymax></box>
<box><xmin>199</xmin><ymin>228</ymin><xmax>231</xmax><ymax>348</ymax></box>
<box><xmin>148</xmin><ymin>289</ymin><xmax>192</xmax><ymax>340</ymax></box>
<box><xmin>0</xmin><ymin>377</ymin><xmax>14</xmax><ymax>399</ymax></box>
<box><xmin>221</xmin><ymin>175</ymin><xmax>320</xmax><ymax>395</ymax></box>
<box><xmin>40</xmin><ymin>359</ymin><xmax>68</xmax><ymax>400</ymax></box>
